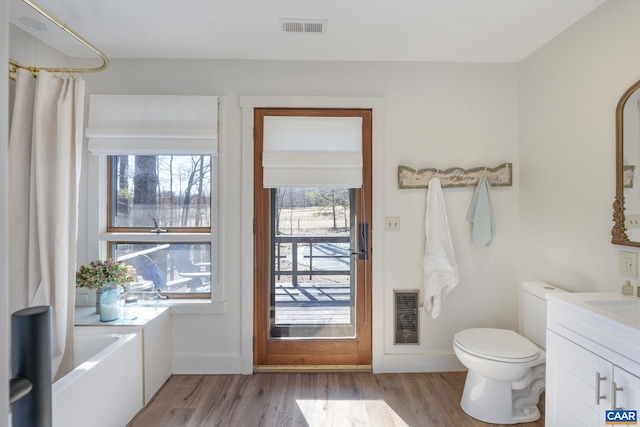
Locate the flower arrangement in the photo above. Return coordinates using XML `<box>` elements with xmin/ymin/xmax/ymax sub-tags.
<box><xmin>75</xmin><ymin>259</ymin><xmax>136</xmax><ymax>289</ymax></box>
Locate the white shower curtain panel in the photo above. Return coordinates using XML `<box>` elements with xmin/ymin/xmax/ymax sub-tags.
<box><xmin>8</xmin><ymin>68</ymin><xmax>85</xmax><ymax>379</ymax></box>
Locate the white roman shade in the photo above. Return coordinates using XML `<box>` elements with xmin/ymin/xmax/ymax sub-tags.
<box><xmin>86</xmin><ymin>95</ymin><xmax>218</xmax><ymax>155</ymax></box>
<box><xmin>263</xmin><ymin>116</ymin><xmax>363</xmax><ymax>188</ymax></box>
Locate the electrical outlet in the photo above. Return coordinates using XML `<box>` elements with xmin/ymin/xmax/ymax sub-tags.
<box><xmin>619</xmin><ymin>251</ymin><xmax>638</xmax><ymax>278</ymax></box>
<box><xmin>385</xmin><ymin>216</ymin><xmax>400</xmax><ymax>232</ymax></box>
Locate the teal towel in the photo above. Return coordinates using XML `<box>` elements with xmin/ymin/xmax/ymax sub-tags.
<box><xmin>466</xmin><ymin>177</ymin><xmax>495</xmax><ymax>247</ymax></box>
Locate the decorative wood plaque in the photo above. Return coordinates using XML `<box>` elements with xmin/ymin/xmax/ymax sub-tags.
<box><xmin>398</xmin><ymin>163</ymin><xmax>512</xmax><ymax>189</ymax></box>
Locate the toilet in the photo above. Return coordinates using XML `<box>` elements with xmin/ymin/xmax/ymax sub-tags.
<box><xmin>452</xmin><ymin>281</ymin><xmax>566</xmax><ymax>424</ymax></box>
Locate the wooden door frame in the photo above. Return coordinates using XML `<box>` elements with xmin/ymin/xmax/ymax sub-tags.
<box><xmin>253</xmin><ymin>108</ymin><xmax>372</xmax><ymax>367</ymax></box>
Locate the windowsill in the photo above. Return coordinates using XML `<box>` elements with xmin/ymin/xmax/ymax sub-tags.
<box><xmin>75</xmin><ymin>305</ymin><xmax>170</xmax><ymax>326</ymax></box>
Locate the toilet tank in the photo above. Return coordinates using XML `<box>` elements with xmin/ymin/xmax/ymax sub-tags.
<box><xmin>519</xmin><ymin>281</ymin><xmax>567</xmax><ymax>349</ymax></box>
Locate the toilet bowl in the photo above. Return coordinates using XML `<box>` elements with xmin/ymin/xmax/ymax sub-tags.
<box><xmin>452</xmin><ymin>281</ymin><xmax>566</xmax><ymax>424</ymax></box>
<box><xmin>453</xmin><ymin>328</ymin><xmax>545</xmax><ymax>424</ymax></box>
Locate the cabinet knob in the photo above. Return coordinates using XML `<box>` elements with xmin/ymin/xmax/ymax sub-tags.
<box><xmin>596</xmin><ymin>372</ymin><xmax>607</xmax><ymax>405</ymax></box>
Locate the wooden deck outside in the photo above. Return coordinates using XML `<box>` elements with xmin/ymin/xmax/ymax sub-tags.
<box><xmin>274</xmin><ymin>282</ymin><xmax>351</xmax><ymax>325</ymax></box>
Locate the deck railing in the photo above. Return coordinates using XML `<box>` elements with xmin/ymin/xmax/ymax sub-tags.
<box><xmin>273</xmin><ymin>235</ymin><xmax>351</xmax><ymax>286</ymax></box>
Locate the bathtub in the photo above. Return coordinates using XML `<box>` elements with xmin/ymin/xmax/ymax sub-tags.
<box><xmin>52</xmin><ymin>329</ymin><xmax>143</xmax><ymax>427</ymax></box>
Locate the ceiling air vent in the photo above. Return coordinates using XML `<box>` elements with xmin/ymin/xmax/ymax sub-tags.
<box><xmin>280</xmin><ymin>19</ymin><xmax>327</xmax><ymax>35</ymax></box>
<box><xmin>395</xmin><ymin>290</ymin><xmax>419</xmax><ymax>345</ymax></box>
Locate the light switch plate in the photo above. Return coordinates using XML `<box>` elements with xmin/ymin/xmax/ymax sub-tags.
<box><xmin>385</xmin><ymin>216</ymin><xmax>400</xmax><ymax>232</ymax></box>
<box><xmin>619</xmin><ymin>251</ymin><xmax>638</xmax><ymax>278</ymax></box>
<box><xmin>627</xmin><ymin>214</ymin><xmax>640</xmax><ymax>229</ymax></box>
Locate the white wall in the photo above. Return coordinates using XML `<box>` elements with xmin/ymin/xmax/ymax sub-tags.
<box><xmin>81</xmin><ymin>59</ymin><xmax>520</xmax><ymax>373</ymax></box>
<box><xmin>519</xmin><ymin>0</ymin><xmax>640</xmax><ymax>291</ymax></box>
<box><xmin>1</xmin><ymin>0</ymin><xmax>10</xmax><ymax>422</ymax></box>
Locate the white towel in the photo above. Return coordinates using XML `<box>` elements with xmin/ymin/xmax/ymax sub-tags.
<box><xmin>423</xmin><ymin>178</ymin><xmax>460</xmax><ymax>319</ymax></box>
<box><xmin>466</xmin><ymin>177</ymin><xmax>496</xmax><ymax>247</ymax></box>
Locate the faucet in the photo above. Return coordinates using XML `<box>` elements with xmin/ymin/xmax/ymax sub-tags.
<box><xmin>154</xmin><ymin>289</ymin><xmax>168</xmax><ymax>300</ymax></box>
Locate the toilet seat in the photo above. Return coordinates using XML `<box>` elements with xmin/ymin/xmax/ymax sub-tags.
<box><xmin>454</xmin><ymin>328</ymin><xmax>539</xmax><ymax>363</ymax></box>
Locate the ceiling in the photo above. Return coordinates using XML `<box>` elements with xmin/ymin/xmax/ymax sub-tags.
<box><xmin>9</xmin><ymin>0</ymin><xmax>608</xmax><ymax>63</ymax></box>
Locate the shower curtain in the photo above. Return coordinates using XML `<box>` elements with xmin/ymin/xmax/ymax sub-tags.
<box><xmin>8</xmin><ymin>68</ymin><xmax>85</xmax><ymax>379</ymax></box>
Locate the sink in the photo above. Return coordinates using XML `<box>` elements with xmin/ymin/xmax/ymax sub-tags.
<box><xmin>584</xmin><ymin>298</ymin><xmax>640</xmax><ymax>327</ymax></box>
<box><xmin>548</xmin><ymin>292</ymin><xmax>640</xmax><ymax>334</ymax></box>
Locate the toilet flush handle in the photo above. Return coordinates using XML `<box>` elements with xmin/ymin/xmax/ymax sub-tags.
<box><xmin>595</xmin><ymin>372</ymin><xmax>607</xmax><ymax>405</ymax></box>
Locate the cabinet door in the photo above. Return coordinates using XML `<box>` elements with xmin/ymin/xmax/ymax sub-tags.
<box><xmin>546</xmin><ymin>331</ymin><xmax>612</xmax><ymax>427</ymax></box>
<box><xmin>607</xmin><ymin>366</ymin><xmax>640</xmax><ymax>426</ymax></box>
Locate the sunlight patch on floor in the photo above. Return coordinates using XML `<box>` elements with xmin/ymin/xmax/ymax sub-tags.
<box><xmin>296</xmin><ymin>398</ymin><xmax>410</xmax><ymax>426</ymax></box>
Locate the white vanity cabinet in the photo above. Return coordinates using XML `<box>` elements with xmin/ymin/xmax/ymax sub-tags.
<box><xmin>546</xmin><ymin>293</ymin><xmax>640</xmax><ymax>427</ymax></box>
<box><xmin>546</xmin><ymin>331</ymin><xmax>640</xmax><ymax>426</ymax></box>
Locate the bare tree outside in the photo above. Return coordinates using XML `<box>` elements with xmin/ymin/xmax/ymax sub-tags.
<box><xmin>133</xmin><ymin>155</ymin><xmax>159</xmax><ymax>224</ymax></box>
<box><xmin>274</xmin><ymin>188</ymin><xmax>287</xmax><ymax>235</ymax></box>
<box><xmin>308</xmin><ymin>188</ymin><xmax>350</xmax><ymax>231</ymax></box>
<box><xmin>117</xmin><ymin>155</ymin><xmax>130</xmax><ymax>216</ymax></box>
<box><xmin>112</xmin><ymin>155</ymin><xmax>211</xmax><ymax>228</ymax></box>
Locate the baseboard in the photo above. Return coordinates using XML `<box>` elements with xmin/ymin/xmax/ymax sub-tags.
<box><xmin>377</xmin><ymin>352</ymin><xmax>465</xmax><ymax>373</ymax></box>
<box><xmin>254</xmin><ymin>365</ymin><xmax>372</xmax><ymax>373</ymax></box>
<box><xmin>172</xmin><ymin>353</ymin><xmax>243</xmax><ymax>374</ymax></box>
<box><xmin>172</xmin><ymin>352</ymin><xmax>465</xmax><ymax>375</ymax></box>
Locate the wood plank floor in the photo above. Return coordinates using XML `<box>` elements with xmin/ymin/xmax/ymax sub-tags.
<box><xmin>128</xmin><ymin>372</ymin><xmax>545</xmax><ymax>427</ymax></box>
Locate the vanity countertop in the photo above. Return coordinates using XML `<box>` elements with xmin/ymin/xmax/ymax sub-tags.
<box><xmin>547</xmin><ymin>292</ymin><xmax>640</xmax><ymax>331</ymax></box>
<box><xmin>75</xmin><ymin>305</ymin><xmax>169</xmax><ymax>327</ymax></box>
<box><xmin>547</xmin><ymin>292</ymin><xmax>640</xmax><ymax>375</ymax></box>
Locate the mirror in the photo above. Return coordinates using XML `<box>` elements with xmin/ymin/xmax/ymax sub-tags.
<box><xmin>613</xmin><ymin>79</ymin><xmax>640</xmax><ymax>246</ymax></box>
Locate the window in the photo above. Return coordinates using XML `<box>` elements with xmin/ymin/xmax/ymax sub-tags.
<box><xmin>86</xmin><ymin>95</ymin><xmax>219</xmax><ymax>299</ymax></box>
<box><xmin>106</xmin><ymin>155</ymin><xmax>214</xmax><ymax>298</ymax></box>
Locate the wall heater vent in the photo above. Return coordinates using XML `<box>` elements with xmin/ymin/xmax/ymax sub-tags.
<box><xmin>280</xmin><ymin>19</ymin><xmax>328</xmax><ymax>35</ymax></box>
<box><xmin>394</xmin><ymin>290</ymin><xmax>419</xmax><ymax>345</ymax></box>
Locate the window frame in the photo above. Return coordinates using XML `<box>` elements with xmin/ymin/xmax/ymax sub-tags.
<box><xmin>94</xmin><ymin>154</ymin><xmax>220</xmax><ymax>301</ymax></box>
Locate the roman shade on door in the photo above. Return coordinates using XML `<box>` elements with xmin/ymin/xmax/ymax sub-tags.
<box><xmin>262</xmin><ymin>115</ymin><xmax>363</xmax><ymax>188</ymax></box>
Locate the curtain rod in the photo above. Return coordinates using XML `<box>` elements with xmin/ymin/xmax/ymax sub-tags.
<box><xmin>8</xmin><ymin>0</ymin><xmax>109</xmax><ymax>80</ymax></box>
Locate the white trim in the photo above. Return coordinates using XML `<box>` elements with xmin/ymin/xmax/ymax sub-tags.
<box><xmin>240</xmin><ymin>105</ymin><xmax>255</xmax><ymax>374</ymax></box>
<box><xmin>240</xmin><ymin>95</ymin><xmax>386</xmax><ymax>374</ymax></box>
<box><xmin>370</xmin><ymin>107</ymin><xmax>385</xmax><ymax>374</ymax></box>
<box><xmin>0</xmin><ymin>1</ymin><xmax>9</xmax><ymax>420</ymax></box>
<box><xmin>172</xmin><ymin>353</ymin><xmax>243</xmax><ymax>374</ymax></box>
<box><xmin>239</xmin><ymin>95</ymin><xmax>386</xmax><ymax>109</ymax></box>
<box><xmin>381</xmin><ymin>352</ymin><xmax>465</xmax><ymax>373</ymax></box>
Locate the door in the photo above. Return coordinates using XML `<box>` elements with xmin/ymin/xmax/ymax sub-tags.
<box><xmin>607</xmin><ymin>367</ymin><xmax>640</xmax><ymax>426</ymax></box>
<box><xmin>546</xmin><ymin>331</ymin><xmax>611</xmax><ymax>427</ymax></box>
<box><xmin>253</xmin><ymin>108</ymin><xmax>372</xmax><ymax>368</ymax></box>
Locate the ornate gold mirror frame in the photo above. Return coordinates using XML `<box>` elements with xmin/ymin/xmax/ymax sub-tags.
<box><xmin>612</xmin><ymin>79</ymin><xmax>640</xmax><ymax>246</ymax></box>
